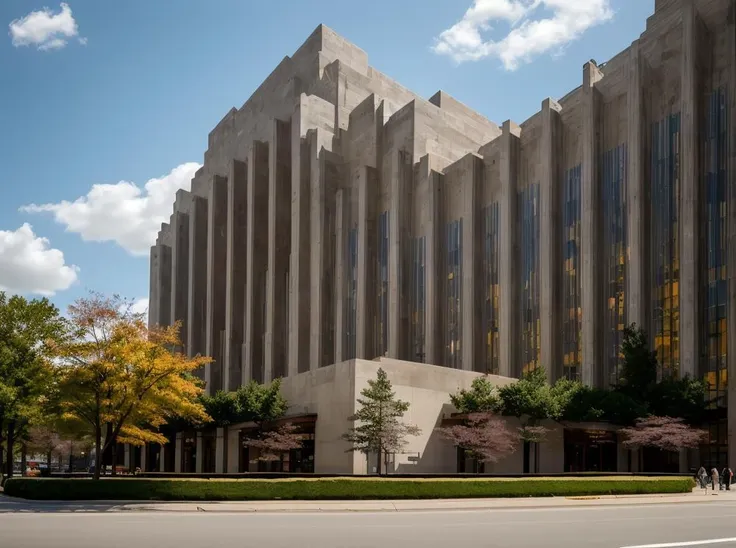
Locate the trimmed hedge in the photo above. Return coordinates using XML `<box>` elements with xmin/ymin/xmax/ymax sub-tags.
<box><xmin>3</xmin><ymin>476</ymin><xmax>694</xmax><ymax>501</ymax></box>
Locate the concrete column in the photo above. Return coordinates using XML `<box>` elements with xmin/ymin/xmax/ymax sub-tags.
<box><xmin>309</xmin><ymin>139</ymin><xmax>339</xmax><ymax>370</ymax></box>
<box><xmin>581</xmin><ymin>61</ymin><xmax>603</xmax><ymax>388</ymax></box>
<box><xmin>265</xmin><ymin>119</ymin><xmax>292</xmax><ymax>382</ymax></box>
<box><xmin>224</xmin><ymin>159</ymin><xmax>247</xmax><ymax>391</ymax></box>
<box><xmin>226</xmin><ymin>428</ymin><xmax>240</xmax><ymax>473</ymax></box>
<box><xmin>159</xmin><ymin>444</ymin><xmax>166</xmax><ymax>472</ymax></box>
<box><xmin>140</xmin><ymin>445</ymin><xmax>147</xmax><ymax>473</ymax></box>
<box><xmin>123</xmin><ymin>444</ymin><xmax>131</xmax><ymax>471</ymax></box>
<box><xmin>205</xmin><ymin>175</ymin><xmax>228</xmax><ymax>394</ymax></box>
<box><xmin>288</xmin><ymin>115</ymin><xmax>312</xmax><ymax>377</ymax></box>
<box><xmin>169</xmin><ymin>193</ymin><xmax>191</xmax><ymax>352</ymax></box>
<box><xmin>356</xmin><ymin>166</ymin><xmax>378</xmax><ymax>359</ymax></box>
<box><xmin>539</xmin><ymin>98</ymin><xmax>563</xmax><ymax>382</ymax></box>
<box><xmin>334</xmin><ymin>188</ymin><xmax>349</xmax><ymax>362</ymax></box>
<box><xmin>424</xmin><ymin>165</ymin><xmax>444</xmax><ymax>367</ymax></box>
<box><xmin>726</xmin><ymin>0</ymin><xmax>736</xmax><ymax>468</ymax></box>
<box><xmin>387</xmin><ymin>151</ymin><xmax>412</xmax><ymax>360</ymax></box>
<box><xmin>244</xmin><ymin>141</ymin><xmax>269</xmax><ymax>383</ymax></box>
<box><xmin>679</xmin><ymin>0</ymin><xmax>702</xmax><ymax>378</ymax></box>
<box><xmin>195</xmin><ymin>432</ymin><xmax>203</xmax><ymax>474</ymax></box>
<box><xmin>461</xmin><ymin>154</ymin><xmax>483</xmax><ymax>372</ymax></box>
<box><xmin>148</xmin><ymin>241</ymin><xmax>172</xmax><ymax>329</ymax></box>
<box><xmin>626</xmin><ymin>40</ymin><xmax>648</xmax><ymax>330</ymax></box>
<box><xmin>174</xmin><ymin>433</ymin><xmax>183</xmax><ymax>474</ymax></box>
<box><xmin>499</xmin><ymin>121</ymin><xmax>521</xmax><ymax>378</ymax></box>
<box><xmin>215</xmin><ymin>428</ymin><xmax>225</xmax><ymax>474</ymax></box>
<box><xmin>187</xmin><ymin>195</ymin><xmax>208</xmax><ymax>365</ymax></box>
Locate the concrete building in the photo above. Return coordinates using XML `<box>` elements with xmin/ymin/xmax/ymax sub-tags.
<box><xmin>146</xmin><ymin>0</ymin><xmax>736</xmax><ymax>474</ymax></box>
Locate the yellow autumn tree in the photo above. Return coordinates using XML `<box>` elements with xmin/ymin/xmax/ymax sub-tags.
<box><xmin>53</xmin><ymin>293</ymin><xmax>210</xmax><ymax>479</ymax></box>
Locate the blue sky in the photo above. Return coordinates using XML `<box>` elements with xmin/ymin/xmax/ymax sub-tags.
<box><xmin>0</xmin><ymin>0</ymin><xmax>655</xmax><ymax>316</ymax></box>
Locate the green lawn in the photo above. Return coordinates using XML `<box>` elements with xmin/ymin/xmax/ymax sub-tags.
<box><xmin>3</xmin><ymin>476</ymin><xmax>694</xmax><ymax>501</ymax></box>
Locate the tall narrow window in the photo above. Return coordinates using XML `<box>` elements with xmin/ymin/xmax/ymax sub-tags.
<box><xmin>410</xmin><ymin>237</ymin><xmax>426</xmax><ymax>362</ymax></box>
<box><xmin>650</xmin><ymin>113</ymin><xmax>681</xmax><ymax>377</ymax></box>
<box><xmin>483</xmin><ymin>203</ymin><xmax>500</xmax><ymax>374</ymax></box>
<box><xmin>562</xmin><ymin>166</ymin><xmax>582</xmax><ymax>381</ymax></box>
<box><xmin>519</xmin><ymin>183</ymin><xmax>540</xmax><ymax>375</ymax></box>
<box><xmin>345</xmin><ymin>227</ymin><xmax>358</xmax><ymax>360</ymax></box>
<box><xmin>602</xmin><ymin>144</ymin><xmax>627</xmax><ymax>386</ymax></box>
<box><xmin>446</xmin><ymin>219</ymin><xmax>463</xmax><ymax>368</ymax></box>
<box><xmin>703</xmin><ymin>88</ymin><xmax>728</xmax><ymax>408</ymax></box>
<box><xmin>377</xmin><ymin>211</ymin><xmax>390</xmax><ymax>356</ymax></box>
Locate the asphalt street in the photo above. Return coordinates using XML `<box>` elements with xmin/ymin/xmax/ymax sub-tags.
<box><xmin>2</xmin><ymin>500</ymin><xmax>736</xmax><ymax>548</ymax></box>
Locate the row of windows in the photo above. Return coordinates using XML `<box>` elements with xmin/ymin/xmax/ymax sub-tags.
<box><xmin>562</xmin><ymin>165</ymin><xmax>582</xmax><ymax>380</ymax></box>
<box><xmin>602</xmin><ymin>144</ymin><xmax>628</xmax><ymax>385</ymax></box>
<box><xmin>376</xmin><ymin>211</ymin><xmax>390</xmax><ymax>356</ymax></box>
<box><xmin>345</xmin><ymin>227</ymin><xmax>358</xmax><ymax>360</ymax></box>
<box><xmin>410</xmin><ymin>237</ymin><xmax>427</xmax><ymax>362</ymax></box>
<box><xmin>704</xmin><ymin>88</ymin><xmax>728</xmax><ymax>408</ymax></box>
<box><xmin>483</xmin><ymin>203</ymin><xmax>501</xmax><ymax>375</ymax></box>
<box><xmin>650</xmin><ymin>113</ymin><xmax>681</xmax><ymax>377</ymax></box>
<box><xmin>519</xmin><ymin>183</ymin><xmax>541</xmax><ymax>375</ymax></box>
<box><xmin>446</xmin><ymin>219</ymin><xmax>463</xmax><ymax>368</ymax></box>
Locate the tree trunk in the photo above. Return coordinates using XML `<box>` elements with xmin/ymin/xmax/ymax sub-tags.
<box><xmin>5</xmin><ymin>420</ymin><xmax>15</xmax><ymax>478</ymax></box>
<box><xmin>94</xmin><ymin>426</ymin><xmax>102</xmax><ymax>480</ymax></box>
<box><xmin>376</xmin><ymin>450</ymin><xmax>382</xmax><ymax>476</ymax></box>
<box><xmin>47</xmin><ymin>450</ymin><xmax>52</xmax><ymax>471</ymax></box>
<box><xmin>111</xmin><ymin>442</ymin><xmax>117</xmax><ymax>476</ymax></box>
<box><xmin>20</xmin><ymin>444</ymin><xmax>27</xmax><ymax>476</ymax></box>
<box><xmin>69</xmin><ymin>441</ymin><xmax>74</xmax><ymax>473</ymax></box>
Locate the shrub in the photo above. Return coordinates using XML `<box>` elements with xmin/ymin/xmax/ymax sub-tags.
<box><xmin>4</xmin><ymin>476</ymin><xmax>694</xmax><ymax>501</ymax></box>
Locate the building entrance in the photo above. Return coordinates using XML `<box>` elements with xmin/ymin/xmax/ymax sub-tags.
<box><xmin>564</xmin><ymin>429</ymin><xmax>617</xmax><ymax>472</ymax></box>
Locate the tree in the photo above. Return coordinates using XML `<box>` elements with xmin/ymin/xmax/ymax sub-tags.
<box><xmin>437</xmin><ymin>412</ymin><xmax>518</xmax><ymax>467</ymax></box>
<box><xmin>342</xmin><ymin>368</ymin><xmax>421</xmax><ymax>475</ymax></box>
<box><xmin>450</xmin><ymin>377</ymin><xmax>501</xmax><ymax>414</ymax></box>
<box><xmin>53</xmin><ymin>293</ymin><xmax>210</xmax><ymax>479</ymax></box>
<box><xmin>26</xmin><ymin>426</ymin><xmax>62</xmax><ymax>468</ymax></box>
<box><xmin>620</xmin><ymin>416</ymin><xmax>707</xmax><ymax>453</ymax></box>
<box><xmin>497</xmin><ymin>367</ymin><xmax>576</xmax><ymax>473</ymax></box>
<box><xmin>616</xmin><ymin>324</ymin><xmax>659</xmax><ymax>401</ymax></box>
<box><xmin>0</xmin><ymin>292</ymin><xmax>67</xmax><ymax>478</ymax></box>
<box><xmin>244</xmin><ymin>423</ymin><xmax>303</xmax><ymax>462</ymax></box>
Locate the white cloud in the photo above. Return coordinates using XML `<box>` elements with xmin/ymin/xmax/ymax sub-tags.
<box><xmin>129</xmin><ymin>297</ymin><xmax>149</xmax><ymax>323</ymax></box>
<box><xmin>9</xmin><ymin>2</ymin><xmax>85</xmax><ymax>51</ymax></box>
<box><xmin>433</xmin><ymin>0</ymin><xmax>614</xmax><ymax>70</ymax></box>
<box><xmin>21</xmin><ymin>162</ymin><xmax>202</xmax><ymax>257</ymax></box>
<box><xmin>0</xmin><ymin>224</ymin><xmax>79</xmax><ymax>296</ymax></box>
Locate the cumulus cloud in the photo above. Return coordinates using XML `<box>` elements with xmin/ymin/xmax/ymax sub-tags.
<box><xmin>9</xmin><ymin>2</ymin><xmax>86</xmax><ymax>51</ymax></box>
<box><xmin>433</xmin><ymin>0</ymin><xmax>614</xmax><ymax>70</ymax></box>
<box><xmin>0</xmin><ymin>224</ymin><xmax>79</xmax><ymax>296</ymax></box>
<box><xmin>21</xmin><ymin>162</ymin><xmax>202</xmax><ymax>257</ymax></box>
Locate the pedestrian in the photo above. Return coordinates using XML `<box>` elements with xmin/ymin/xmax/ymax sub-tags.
<box><xmin>722</xmin><ymin>466</ymin><xmax>733</xmax><ymax>491</ymax></box>
<box><xmin>697</xmin><ymin>466</ymin><xmax>708</xmax><ymax>489</ymax></box>
<box><xmin>711</xmin><ymin>467</ymin><xmax>720</xmax><ymax>492</ymax></box>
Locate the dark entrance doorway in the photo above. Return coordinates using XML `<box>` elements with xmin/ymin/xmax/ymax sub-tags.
<box><xmin>564</xmin><ymin>429</ymin><xmax>617</xmax><ymax>472</ymax></box>
<box><xmin>237</xmin><ymin>415</ymin><xmax>316</xmax><ymax>473</ymax></box>
<box><xmin>181</xmin><ymin>432</ymin><xmax>196</xmax><ymax>473</ymax></box>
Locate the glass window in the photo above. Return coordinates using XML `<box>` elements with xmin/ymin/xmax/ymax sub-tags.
<box><xmin>703</xmin><ymin>88</ymin><xmax>728</xmax><ymax>408</ymax></box>
<box><xmin>446</xmin><ymin>219</ymin><xmax>463</xmax><ymax>368</ymax></box>
<box><xmin>519</xmin><ymin>183</ymin><xmax>540</xmax><ymax>375</ymax></box>
<box><xmin>345</xmin><ymin>227</ymin><xmax>358</xmax><ymax>359</ymax></box>
<box><xmin>376</xmin><ymin>211</ymin><xmax>390</xmax><ymax>356</ymax></box>
<box><xmin>650</xmin><ymin>113</ymin><xmax>681</xmax><ymax>378</ymax></box>
<box><xmin>410</xmin><ymin>237</ymin><xmax>426</xmax><ymax>362</ymax></box>
<box><xmin>602</xmin><ymin>145</ymin><xmax>627</xmax><ymax>385</ymax></box>
<box><xmin>562</xmin><ymin>165</ymin><xmax>582</xmax><ymax>381</ymax></box>
<box><xmin>483</xmin><ymin>203</ymin><xmax>500</xmax><ymax>374</ymax></box>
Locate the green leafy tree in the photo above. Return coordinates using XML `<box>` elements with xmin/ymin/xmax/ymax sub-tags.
<box><xmin>343</xmin><ymin>368</ymin><xmax>421</xmax><ymax>475</ymax></box>
<box><xmin>0</xmin><ymin>292</ymin><xmax>67</xmax><ymax>478</ymax></box>
<box><xmin>450</xmin><ymin>377</ymin><xmax>501</xmax><ymax>414</ymax></box>
<box><xmin>616</xmin><ymin>324</ymin><xmax>658</xmax><ymax>401</ymax></box>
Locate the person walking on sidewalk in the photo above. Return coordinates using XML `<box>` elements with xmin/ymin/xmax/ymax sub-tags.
<box><xmin>697</xmin><ymin>466</ymin><xmax>708</xmax><ymax>490</ymax></box>
<box><xmin>722</xmin><ymin>467</ymin><xmax>733</xmax><ymax>490</ymax></box>
<box><xmin>711</xmin><ymin>467</ymin><xmax>720</xmax><ymax>491</ymax></box>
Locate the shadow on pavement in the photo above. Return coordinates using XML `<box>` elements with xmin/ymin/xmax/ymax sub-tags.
<box><xmin>0</xmin><ymin>495</ymin><xmax>173</xmax><ymax>514</ymax></box>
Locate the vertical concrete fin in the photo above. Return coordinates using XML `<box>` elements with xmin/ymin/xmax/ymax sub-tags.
<box><xmin>356</xmin><ymin>165</ymin><xmax>379</xmax><ymax>359</ymax></box>
<box><xmin>581</xmin><ymin>61</ymin><xmax>603</xmax><ymax>388</ymax></box>
<box><xmin>499</xmin><ymin>120</ymin><xmax>521</xmax><ymax>378</ymax></box>
<box><xmin>679</xmin><ymin>0</ymin><xmax>702</xmax><ymax>378</ymax></box>
<box><xmin>540</xmin><ymin>98</ymin><xmax>563</xmax><ymax>383</ymax></box>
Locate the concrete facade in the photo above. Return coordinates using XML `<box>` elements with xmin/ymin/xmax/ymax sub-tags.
<box><xmin>149</xmin><ymin>0</ymin><xmax>736</xmax><ymax>472</ymax></box>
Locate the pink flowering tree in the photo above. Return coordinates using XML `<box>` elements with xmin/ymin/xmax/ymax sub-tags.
<box><xmin>620</xmin><ymin>416</ymin><xmax>707</xmax><ymax>453</ymax></box>
<box><xmin>437</xmin><ymin>412</ymin><xmax>519</xmax><ymax>468</ymax></box>
<box><xmin>243</xmin><ymin>423</ymin><xmax>303</xmax><ymax>462</ymax></box>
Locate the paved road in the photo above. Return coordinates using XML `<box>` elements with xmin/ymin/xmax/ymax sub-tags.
<box><xmin>2</xmin><ymin>500</ymin><xmax>736</xmax><ymax>548</ymax></box>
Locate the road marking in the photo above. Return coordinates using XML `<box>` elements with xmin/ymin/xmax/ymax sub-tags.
<box><xmin>622</xmin><ymin>539</ymin><xmax>736</xmax><ymax>548</ymax></box>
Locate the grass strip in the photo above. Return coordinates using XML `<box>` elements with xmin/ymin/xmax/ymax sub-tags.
<box><xmin>4</xmin><ymin>476</ymin><xmax>694</xmax><ymax>501</ymax></box>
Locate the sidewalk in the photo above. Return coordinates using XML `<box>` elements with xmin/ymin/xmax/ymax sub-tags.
<box><xmin>2</xmin><ymin>488</ymin><xmax>732</xmax><ymax>514</ymax></box>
